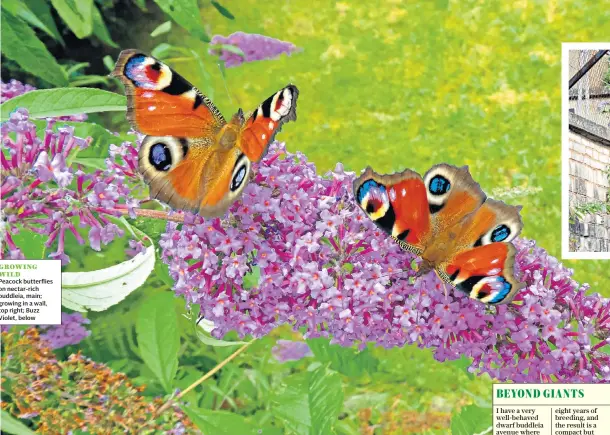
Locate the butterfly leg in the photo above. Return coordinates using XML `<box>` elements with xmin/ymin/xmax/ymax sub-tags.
<box><xmin>415</xmin><ymin>259</ymin><xmax>434</xmax><ymax>277</ymax></box>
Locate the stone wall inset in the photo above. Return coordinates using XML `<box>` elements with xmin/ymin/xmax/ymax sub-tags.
<box><xmin>568</xmin><ymin>130</ymin><xmax>610</xmax><ymax>252</ymax></box>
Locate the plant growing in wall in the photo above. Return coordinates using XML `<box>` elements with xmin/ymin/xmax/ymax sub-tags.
<box><xmin>569</xmin><ymin>165</ymin><xmax>610</xmax><ymax>251</ymax></box>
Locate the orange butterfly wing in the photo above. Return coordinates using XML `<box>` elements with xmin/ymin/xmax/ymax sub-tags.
<box><xmin>111</xmin><ymin>49</ymin><xmax>225</xmax><ymax>137</ymax></box>
<box><xmin>444</xmin><ymin>243</ymin><xmax>523</xmax><ymax>305</ymax></box>
<box><xmin>240</xmin><ymin>85</ymin><xmax>299</xmax><ymax>162</ymax></box>
<box><xmin>439</xmin><ymin>198</ymin><xmax>524</xmax><ymax>304</ymax></box>
<box><xmin>353</xmin><ymin>167</ymin><xmax>432</xmax><ymax>253</ymax></box>
<box><xmin>138</xmin><ymin>136</ymin><xmax>250</xmax><ymax>217</ymax></box>
<box><xmin>422</xmin><ymin>164</ymin><xmax>486</xmax><ymax>232</ymax></box>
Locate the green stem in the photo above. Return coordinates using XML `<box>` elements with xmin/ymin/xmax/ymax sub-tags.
<box><xmin>116</xmin><ymin>207</ymin><xmax>186</xmax><ymax>223</ymax></box>
<box><xmin>154</xmin><ymin>340</ymin><xmax>255</xmax><ymax>416</ymax></box>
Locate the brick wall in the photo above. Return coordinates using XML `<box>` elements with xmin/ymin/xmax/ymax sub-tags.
<box><xmin>568</xmin><ymin>130</ymin><xmax>610</xmax><ymax>252</ymax></box>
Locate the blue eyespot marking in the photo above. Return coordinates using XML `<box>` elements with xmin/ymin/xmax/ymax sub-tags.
<box><xmin>357</xmin><ymin>180</ymin><xmax>385</xmax><ymax>203</ymax></box>
<box><xmin>125</xmin><ymin>54</ymin><xmax>147</xmax><ymax>85</ymax></box>
<box><xmin>149</xmin><ymin>143</ymin><xmax>172</xmax><ymax>171</ymax></box>
<box><xmin>490</xmin><ymin>277</ymin><xmax>511</xmax><ymax>304</ymax></box>
<box><xmin>491</xmin><ymin>224</ymin><xmax>510</xmax><ymax>242</ymax></box>
<box><xmin>429</xmin><ymin>175</ymin><xmax>451</xmax><ymax>195</ymax></box>
<box><xmin>231</xmin><ymin>165</ymin><xmax>247</xmax><ymax>191</ymax></box>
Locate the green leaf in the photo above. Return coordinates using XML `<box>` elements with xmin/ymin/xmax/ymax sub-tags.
<box><xmin>210</xmin><ymin>43</ymin><xmax>245</xmax><ymax>57</ymax></box>
<box><xmin>103</xmin><ymin>55</ymin><xmax>115</xmax><ymax>72</ymax></box>
<box><xmin>190</xmin><ymin>304</ymin><xmax>201</xmax><ymax>323</ymax></box>
<box><xmin>151</xmin><ymin>20</ymin><xmax>172</xmax><ymax>37</ymax></box>
<box><xmin>132</xmin><ymin>0</ymin><xmax>148</xmax><ymax>10</ymax></box>
<box><xmin>66</xmin><ymin>62</ymin><xmax>91</xmax><ymax>76</ymax></box>
<box><xmin>62</xmin><ymin>245</ymin><xmax>156</xmax><ymax>312</ymax></box>
<box><xmin>152</xmin><ymin>0</ymin><xmax>209</xmax><ymax>42</ymax></box>
<box><xmin>183</xmin><ymin>407</ymin><xmax>260</xmax><ymax>435</ymax></box>
<box><xmin>306</xmin><ymin>338</ymin><xmax>379</xmax><ymax>377</ymax></box>
<box><xmin>69</xmin><ymin>75</ymin><xmax>111</xmax><ymax>87</ymax></box>
<box><xmin>10</xmin><ymin>225</ymin><xmax>47</xmax><ymax>259</ymax></box>
<box><xmin>2</xmin><ymin>0</ymin><xmax>63</xmax><ymax>44</ymax></box>
<box><xmin>0</xmin><ymin>409</ymin><xmax>38</xmax><ymax>435</ymax></box>
<box><xmin>308</xmin><ymin>366</ymin><xmax>344</xmax><ymax>435</ymax></box>
<box><xmin>273</xmin><ymin>365</ymin><xmax>344</xmax><ymax>435</ymax></box>
<box><xmin>450</xmin><ymin>405</ymin><xmax>492</xmax><ymax>435</ymax></box>
<box><xmin>0</xmin><ymin>12</ymin><xmax>68</xmax><ymax>87</ymax></box>
<box><xmin>243</xmin><ymin>266</ymin><xmax>261</xmax><ymax>290</ymax></box>
<box><xmin>50</xmin><ymin>0</ymin><xmax>93</xmax><ymax>39</ymax></box>
<box><xmin>211</xmin><ymin>1</ymin><xmax>235</xmax><ymax>19</ymax></box>
<box><xmin>447</xmin><ymin>355</ymin><xmax>475</xmax><ymax>379</ymax></box>
<box><xmin>153</xmin><ymin>253</ymin><xmax>174</xmax><ymax>289</ymax></box>
<box><xmin>136</xmin><ymin>291</ymin><xmax>180</xmax><ymax>393</ymax></box>
<box><xmin>0</xmin><ymin>88</ymin><xmax>126</xmax><ymax>122</ymax></box>
<box><xmin>151</xmin><ymin>43</ymin><xmax>175</xmax><ymax>59</ymax></box>
<box><xmin>70</xmin><ymin>156</ymin><xmax>107</xmax><ymax>170</ymax></box>
<box><xmin>65</xmin><ymin>122</ymin><xmax>134</xmax><ymax>161</ymax></box>
<box><xmin>25</xmin><ymin>0</ymin><xmax>65</xmax><ymax>43</ymax></box>
<box><xmin>195</xmin><ymin>328</ymin><xmax>248</xmax><ymax>347</ymax></box>
<box><xmin>91</xmin><ymin>4</ymin><xmax>117</xmax><ymax>47</ymax></box>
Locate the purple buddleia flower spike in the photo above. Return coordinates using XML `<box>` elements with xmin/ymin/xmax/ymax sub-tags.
<box><xmin>209</xmin><ymin>32</ymin><xmax>301</xmax><ymax>68</ymax></box>
<box><xmin>39</xmin><ymin>312</ymin><xmax>91</xmax><ymax>349</ymax></box>
<box><xmin>1</xmin><ymin>108</ymin><xmax>144</xmax><ymax>264</ymax></box>
<box><xmin>272</xmin><ymin>340</ymin><xmax>313</xmax><ymax>362</ymax></box>
<box><xmin>160</xmin><ymin>141</ymin><xmax>610</xmax><ymax>383</ymax></box>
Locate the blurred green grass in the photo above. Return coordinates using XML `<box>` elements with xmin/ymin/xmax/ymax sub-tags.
<box><xmin>160</xmin><ymin>0</ymin><xmax>610</xmax><ymax>291</ymax></box>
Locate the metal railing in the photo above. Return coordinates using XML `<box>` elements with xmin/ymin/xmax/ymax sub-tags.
<box><xmin>569</xmin><ymin>49</ymin><xmax>610</xmax><ymax>128</ymax></box>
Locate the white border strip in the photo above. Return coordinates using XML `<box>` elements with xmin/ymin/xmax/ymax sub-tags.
<box><xmin>561</xmin><ymin>42</ymin><xmax>610</xmax><ymax>260</ymax></box>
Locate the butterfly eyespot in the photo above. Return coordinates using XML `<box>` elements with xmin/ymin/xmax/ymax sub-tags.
<box><xmin>490</xmin><ymin>277</ymin><xmax>512</xmax><ymax>304</ymax></box>
<box><xmin>366</xmin><ymin>201</ymin><xmax>379</xmax><ymax>213</ymax></box>
<box><xmin>357</xmin><ymin>180</ymin><xmax>391</xmax><ymax>221</ymax></box>
<box><xmin>125</xmin><ymin>54</ymin><xmax>146</xmax><ymax>74</ymax></box>
<box><xmin>357</xmin><ymin>180</ymin><xmax>383</xmax><ymax>202</ymax></box>
<box><xmin>149</xmin><ymin>143</ymin><xmax>173</xmax><ymax>171</ymax></box>
<box><xmin>491</xmin><ymin>224</ymin><xmax>510</xmax><ymax>242</ymax></box>
<box><xmin>124</xmin><ymin>54</ymin><xmax>172</xmax><ymax>90</ymax></box>
<box><xmin>428</xmin><ymin>175</ymin><xmax>451</xmax><ymax>195</ymax></box>
<box><xmin>231</xmin><ymin>166</ymin><xmax>247</xmax><ymax>191</ymax></box>
<box><xmin>230</xmin><ymin>154</ymin><xmax>250</xmax><ymax>193</ymax></box>
<box><xmin>471</xmin><ymin>276</ymin><xmax>513</xmax><ymax>304</ymax></box>
<box><xmin>477</xmin><ymin>220</ymin><xmax>518</xmax><ymax>246</ymax></box>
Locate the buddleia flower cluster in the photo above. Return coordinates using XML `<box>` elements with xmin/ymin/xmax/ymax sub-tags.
<box><xmin>209</xmin><ymin>32</ymin><xmax>300</xmax><ymax>68</ymax></box>
<box><xmin>2</xmin><ymin>82</ymin><xmax>609</xmax><ymax>382</ymax></box>
<box><xmin>1</xmin><ymin>312</ymin><xmax>91</xmax><ymax>348</ymax></box>
<box><xmin>272</xmin><ymin>339</ymin><xmax>313</xmax><ymax>362</ymax></box>
<box><xmin>160</xmin><ymin>142</ymin><xmax>610</xmax><ymax>383</ymax></box>
<box><xmin>0</xmin><ymin>109</ymin><xmax>142</xmax><ymax>264</ymax></box>
<box><xmin>38</xmin><ymin>312</ymin><xmax>92</xmax><ymax>349</ymax></box>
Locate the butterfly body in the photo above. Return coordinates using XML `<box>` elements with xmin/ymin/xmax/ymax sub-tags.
<box><xmin>354</xmin><ymin>164</ymin><xmax>524</xmax><ymax>305</ymax></box>
<box><xmin>112</xmin><ymin>49</ymin><xmax>299</xmax><ymax>217</ymax></box>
